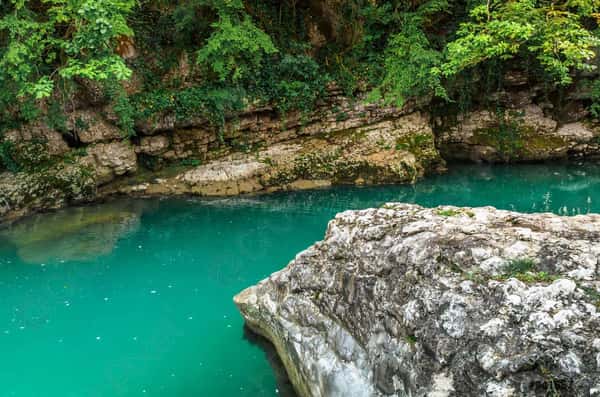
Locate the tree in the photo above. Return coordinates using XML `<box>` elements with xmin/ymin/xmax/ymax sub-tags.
<box><xmin>195</xmin><ymin>0</ymin><xmax>277</xmax><ymax>83</ymax></box>
<box><xmin>0</xmin><ymin>0</ymin><xmax>135</xmax><ymax>105</ymax></box>
<box><xmin>369</xmin><ymin>0</ymin><xmax>450</xmax><ymax>106</ymax></box>
<box><xmin>443</xmin><ymin>0</ymin><xmax>600</xmax><ymax>85</ymax></box>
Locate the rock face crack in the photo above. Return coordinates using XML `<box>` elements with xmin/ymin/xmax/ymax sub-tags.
<box><xmin>234</xmin><ymin>204</ymin><xmax>600</xmax><ymax>397</ymax></box>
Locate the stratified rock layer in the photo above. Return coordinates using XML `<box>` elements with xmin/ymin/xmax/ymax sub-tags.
<box><xmin>0</xmin><ymin>91</ymin><xmax>444</xmax><ymax>223</ymax></box>
<box><xmin>437</xmin><ymin>105</ymin><xmax>600</xmax><ymax>162</ymax></box>
<box><xmin>235</xmin><ymin>204</ymin><xmax>600</xmax><ymax>397</ymax></box>
<box><xmin>117</xmin><ymin>112</ymin><xmax>442</xmax><ymax>197</ymax></box>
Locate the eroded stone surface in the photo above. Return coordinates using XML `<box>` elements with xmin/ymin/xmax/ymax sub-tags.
<box><xmin>67</xmin><ymin>110</ymin><xmax>123</xmax><ymax>144</ymax></box>
<box><xmin>136</xmin><ymin>135</ymin><xmax>170</xmax><ymax>156</ymax></box>
<box><xmin>235</xmin><ymin>204</ymin><xmax>600</xmax><ymax>397</ymax></box>
<box><xmin>0</xmin><ymin>163</ymin><xmax>96</xmax><ymax>223</ymax></box>
<box><xmin>81</xmin><ymin>141</ymin><xmax>137</xmax><ymax>185</ymax></box>
<box><xmin>117</xmin><ymin>112</ymin><xmax>443</xmax><ymax>197</ymax></box>
<box><xmin>5</xmin><ymin>122</ymin><xmax>70</xmax><ymax>156</ymax></box>
<box><xmin>438</xmin><ymin>105</ymin><xmax>600</xmax><ymax>162</ymax></box>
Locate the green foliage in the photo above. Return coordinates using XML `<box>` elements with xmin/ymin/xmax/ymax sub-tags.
<box><xmin>196</xmin><ymin>0</ymin><xmax>277</xmax><ymax>83</ymax></box>
<box><xmin>46</xmin><ymin>102</ymin><xmax>68</xmax><ymax>134</ymax></box>
<box><xmin>105</xmin><ymin>83</ymin><xmax>136</xmax><ymax>137</ymax></box>
<box><xmin>435</xmin><ymin>207</ymin><xmax>474</xmax><ymax>217</ymax></box>
<box><xmin>0</xmin><ymin>140</ymin><xmax>20</xmax><ymax>172</ymax></box>
<box><xmin>0</xmin><ymin>0</ymin><xmax>135</xmax><ymax>131</ymax></box>
<box><xmin>132</xmin><ymin>86</ymin><xmax>245</xmax><ymax>131</ymax></box>
<box><xmin>0</xmin><ymin>139</ymin><xmax>53</xmax><ymax>173</ymax></box>
<box><xmin>496</xmin><ymin>258</ymin><xmax>559</xmax><ymax>283</ymax></box>
<box><xmin>581</xmin><ymin>286</ymin><xmax>600</xmax><ymax>308</ymax></box>
<box><xmin>180</xmin><ymin>158</ymin><xmax>202</xmax><ymax>167</ymax></box>
<box><xmin>404</xmin><ymin>334</ymin><xmax>417</xmax><ymax>345</ymax></box>
<box><xmin>257</xmin><ymin>54</ymin><xmax>328</xmax><ymax>114</ymax></box>
<box><xmin>443</xmin><ymin>0</ymin><xmax>600</xmax><ymax>85</ymax></box>
<box><xmin>321</xmin><ymin>3</ymin><xmax>391</xmax><ymax>96</ymax></box>
<box><xmin>590</xmin><ymin>79</ymin><xmax>600</xmax><ymax>118</ymax></box>
<box><xmin>2</xmin><ymin>0</ymin><xmax>600</xmax><ymax>143</ymax></box>
<box><xmin>506</xmin><ymin>258</ymin><xmax>537</xmax><ymax>274</ymax></box>
<box><xmin>436</xmin><ymin>208</ymin><xmax>463</xmax><ymax>217</ymax></box>
<box><xmin>0</xmin><ymin>0</ymin><xmax>135</xmax><ymax>98</ymax></box>
<box><xmin>473</xmin><ymin>108</ymin><xmax>527</xmax><ymax>157</ymax></box>
<box><xmin>371</xmin><ymin>0</ymin><xmax>450</xmax><ymax>106</ymax></box>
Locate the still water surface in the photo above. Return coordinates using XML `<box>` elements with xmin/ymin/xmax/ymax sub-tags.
<box><xmin>1</xmin><ymin>162</ymin><xmax>599</xmax><ymax>397</ymax></box>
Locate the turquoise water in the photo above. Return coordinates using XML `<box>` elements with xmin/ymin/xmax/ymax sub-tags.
<box><xmin>1</xmin><ymin>162</ymin><xmax>599</xmax><ymax>397</ymax></box>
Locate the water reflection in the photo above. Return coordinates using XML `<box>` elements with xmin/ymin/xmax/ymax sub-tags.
<box><xmin>0</xmin><ymin>199</ymin><xmax>154</xmax><ymax>263</ymax></box>
<box><xmin>1</xmin><ymin>162</ymin><xmax>599</xmax><ymax>265</ymax></box>
<box><xmin>242</xmin><ymin>326</ymin><xmax>297</xmax><ymax>397</ymax></box>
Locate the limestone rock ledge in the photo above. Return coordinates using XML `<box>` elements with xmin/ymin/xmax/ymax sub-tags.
<box><xmin>115</xmin><ymin>113</ymin><xmax>443</xmax><ymax>197</ymax></box>
<box><xmin>235</xmin><ymin>204</ymin><xmax>600</xmax><ymax>397</ymax></box>
<box><xmin>0</xmin><ymin>93</ymin><xmax>444</xmax><ymax>223</ymax></box>
<box><xmin>437</xmin><ymin>105</ymin><xmax>600</xmax><ymax>162</ymax></box>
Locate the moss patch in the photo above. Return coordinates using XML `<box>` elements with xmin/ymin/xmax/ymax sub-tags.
<box><xmin>493</xmin><ymin>258</ymin><xmax>560</xmax><ymax>284</ymax></box>
<box><xmin>581</xmin><ymin>286</ymin><xmax>600</xmax><ymax>309</ymax></box>
<box><xmin>472</xmin><ymin>120</ymin><xmax>566</xmax><ymax>161</ymax></box>
<box><xmin>436</xmin><ymin>208</ymin><xmax>475</xmax><ymax>217</ymax></box>
<box><xmin>395</xmin><ymin>133</ymin><xmax>440</xmax><ymax>169</ymax></box>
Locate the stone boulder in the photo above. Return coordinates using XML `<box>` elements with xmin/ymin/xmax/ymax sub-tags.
<box><xmin>67</xmin><ymin>110</ymin><xmax>123</xmax><ymax>144</ymax></box>
<box><xmin>81</xmin><ymin>141</ymin><xmax>137</xmax><ymax>185</ymax></box>
<box><xmin>438</xmin><ymin>105</ymin><xmax>600</xmax><ymax>162</ymax></box>
<box><xmin>4</xmin><ymin>122</ymin><xmax>70</xmax><ymax>157</ymax></box>
<box><xmin>0</xmin><ymin>162</ymin><xmax>96</xmax><ymax>223</ymax></box>
<box><xmin>136</xmin><ymin>135</ymin><xmax>171</xmax><ymax>156</ymax></box>
<box><xmin>235</xmin><ymin>204</ymin><xmax>600</xmax><ymax>397</ymax></box>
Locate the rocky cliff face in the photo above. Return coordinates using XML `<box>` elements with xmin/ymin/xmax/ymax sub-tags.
<box><xmin>235</xmin><ymin>204</ymin><xmax>600</xmax><ymax>397</ymax></box>
<box><xmin>434</xmin><ymin>71</ymin><xmax>600</xmax><ymax>163</ymax></box>
<box><xmin>0</xmin><ymin>92</ymin><xmax>444</xmax><ymax>223</ymax></box>
<box><xmin>3</xmin><ymin>84</ymin><xmax>600</xmax><ymax>223</ymax></box>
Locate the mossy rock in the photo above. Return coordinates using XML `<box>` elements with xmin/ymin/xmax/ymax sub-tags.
<box><xmin>472</xmin><ymin>125</ymin><xmax>567</xmax><ymax>161</ymax></box>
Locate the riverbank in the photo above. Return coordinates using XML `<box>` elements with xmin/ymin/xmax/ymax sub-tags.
<box><xmin>2</xmin><ymin>90</ymin><xmax>600</xmax><ymax>224</ymax></box>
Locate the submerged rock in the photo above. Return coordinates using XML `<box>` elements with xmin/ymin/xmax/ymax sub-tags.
<box><xmin>0</xmin><ymin>199</ymin><xmax>147</xmax><ymax>263</ymax></box>
<box><xmin>235</xmin><ymin>204</ymin><xmax>600</xmax><ymax>397</ymax></box>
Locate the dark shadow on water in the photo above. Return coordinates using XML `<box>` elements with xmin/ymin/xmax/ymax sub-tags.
<box><xmin>242</xmin><ymin>325</ymin><xmax>298</xmax><ymax>397</ymax></box>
